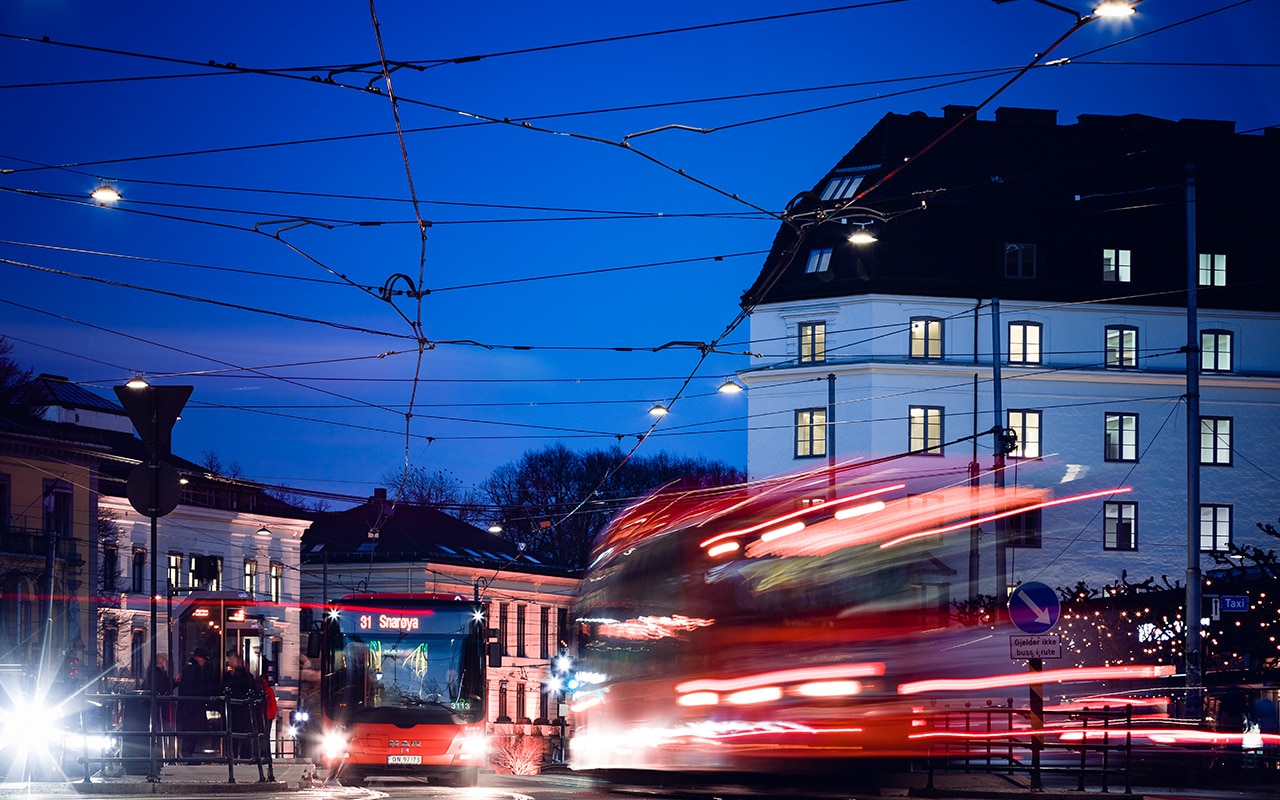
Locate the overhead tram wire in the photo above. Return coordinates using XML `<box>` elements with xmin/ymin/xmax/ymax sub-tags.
<box><xmin>0</xmin><ymin>3</ymin><xmax>912</xmax><ymax>86</ymax></box>
<box><xmin>0</xmin><ymin>297</ymin><xmax>411</xmax><ymax>418</ymax></box>
<box><xmin>0</xmin><ymin>255</ymin><xmax>410</xmax><ymax>340</ymax></box>
<box><xmin>559</xmin><ymin>3</ymin><xmax>1154</xmax><ymax>528</ymax></box>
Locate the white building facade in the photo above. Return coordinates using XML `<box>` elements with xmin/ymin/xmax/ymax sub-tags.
<box><xmin>740</xmin><ymin>107</ymin><xmax>1280</xmax><ymax>596</ymax></box>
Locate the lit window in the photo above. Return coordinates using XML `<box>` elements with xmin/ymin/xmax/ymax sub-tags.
<box><xmin>799</xmin><ymin>322</ymin><xmax>826</xmax><ymax>364</ymax></box>
<box><xmin>243</xmin><ymin>559</ymin><xmax>258</xmax><ymax>596</ymax></box>
<box><xmin>269</xmin><ymin>562</ymin><xmax>283</xmax><ymax>604</ymax></box>
<box><xmin>1199</xmin><ymin>504</ymin><xmax>1232</xmax><ymax>553</ymax></box>
<box><xmin>1102</xmin><ymin>248</ymin><xmax>1131</xmax><ymax>283</ymax></box>
<box><xmin>167</xmin><ymin>553</ymin><xmax>182</xmax><ymax>590</ymax></box>
<box><xmin>1008</xmin><ymin>321</ymin><xmax>1042</xmax><ymax>365</ymax></box>
<box><xmin>1104</xmin><ymin>412</ymin><xmax>1138</xmax><ymax>462</ymax></box>
<box><xmin>1198</xmin><ymin>253</ymin><xmax>1226</xmax><ymax>287</ymax></box>
<box><xmin>1105</xmin><ymin>325</ymin><xmax>1137</xmax><ymax>368</ymax></box>
<box><xmin>1007</xmin><ymin>409</ymin><xmax>1041</xmax><ymax>459</ymax></box>
<box><xmin>1200</xmin><ymin>416</ymin><xmax>1232</xmax><ymax>466</ymax></box>
<box><xmin>820</xmin><ymin>173</ymin><xmax>865</xmax><ymax>201</ymax></box>
<box><xmin>1103</xmin><ymin>501</ymin><xmax>1137</xmax><ymax>551</ymax></box>
<box><xmin>1008</xmin><ymin>509</ymin><xmax>1042</xmax><ymax>548</ymax></box>
<box><xmin>909</xmin><ymin>317</ymin><xmax>943</xmax><ymax>359</ymax></box>
<box><xmin>909</xmin><ymin>406</ymin><xmax>944</xmax><ymax>455</ymax></box>
<box><xmin>805</xmin><ymin>248</ymin><xmax>833</xmax><ymax>274</ymax></box>
<box><xmin>795</xmin><ymin>408</ymin><xmax>827</xmax><ymax>458</ymax></box>
<box><xmin>1201</xmin><ymin>330</ymin><xmax>1233</xmax><ymax>373</ymax></box>
<box><xmin>1005</xmin><ymin>243</ymin><xmax>1036</xmax><ymax>279</ymax></box>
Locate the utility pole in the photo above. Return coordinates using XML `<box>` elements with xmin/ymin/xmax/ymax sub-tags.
<box><xmin>1183</xmin><ymin>164</ymin><xmax>1203</xmax><ymax>721</ymax></box>
<box><xmin>826</xmin><ymin>373</ymin><xmax>836</xmax><ymax>501</ymax></box>
<box><xmin>991</xmin><ymin>298</ymin><xmax>1007</xmax><ymax>597</ymax></box>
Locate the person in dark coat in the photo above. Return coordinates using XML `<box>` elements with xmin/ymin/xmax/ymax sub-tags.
<box><xmin>144</xmin><ymin>653</ymin><xmax>174</xmax><ymax>753</ymax></box>
<box><xmin>222</xmin><ymin>650</ymin><xmax>258</xmax><ymax>758</ymax></box>
<box><xmin>177</xmin><ymin>648</ymin><xmax>212</xmax><ymax>758</ymax></box>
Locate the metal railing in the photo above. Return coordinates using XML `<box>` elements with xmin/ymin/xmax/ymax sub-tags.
<box><xmin>73</xmin><ymin>688</ymin><xmax>276</xmax><ymax>785</ymax></box>
<box><xmin>921</xmin><ymin>700</ymin><xmax>1134</xmax><ymax>793</ymax></box>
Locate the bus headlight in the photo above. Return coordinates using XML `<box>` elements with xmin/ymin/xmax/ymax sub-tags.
<box><xmin>458</xmin><ymin>729</ymin><xmax>488</xmax><ymax>761</ymax></box>
<box><xmin>0</xmin><ymin>697</ymin><xmax>61</xmax><ymax>752</ymax></box>
<box><xmin>320</xmin><ymin>730</ymin><xmax>349</xmax><ymax>761</ymax></box>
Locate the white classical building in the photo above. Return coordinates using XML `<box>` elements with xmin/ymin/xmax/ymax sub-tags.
<box><xmin>740</xmin><ymin>107</ymin><xmax>1280</xmax><ymax>596</ymax></box>
<box><xmin>15</xmin><ymin>374</ymin><xmax>311</xmax><ymax>738</ymax></box>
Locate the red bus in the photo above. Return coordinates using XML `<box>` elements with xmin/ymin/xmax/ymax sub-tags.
<box><xmin>567</xmin><ymin>463</ymin><xmax>1161</xmax><ymax>779</ymax></box>
<box><xmin>311</xmin><ymin>593</ymin><xmax>489</xmax><ymax>786</ymax></box>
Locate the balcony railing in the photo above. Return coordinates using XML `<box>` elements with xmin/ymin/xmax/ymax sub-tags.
<box><xmin>0</xmin><ymin>525</ymin><xmax>78</xmax><ymax>558</ymax></box>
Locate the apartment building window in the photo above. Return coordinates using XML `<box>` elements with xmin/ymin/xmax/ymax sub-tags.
<box><xmin>208</xmin><ymin>556</ymin><xmax>222</xmax><ymax>591</ymax></box>
<box><xmin>1198</xmin><ymin>253</ymin><xmax>1226</xmax><ymax>287</ymax></box>
<box><xmin>805</xmin><ymin>247</ymin><xmax>833</xmax><ymax>274</ymax></box>
<box><xmin>131</xmin><ymin>549</ymin><xmax>146</xmax><ymax>594</ymax></box>
<box><xmin>131</xmin><ymin>628</ymin><xmax>146</xmax><ymax>684</ymax></box>
<box><xmin>167</xmin><ymin>553</ymin><xmax>182</xmax><ymax>591</ymax></box>
<box><xmin>499</xmin><ymin>603</ymin><xmax>511</xmax><ymax>655</ymax></box>
<box><xmin>1008</xmin><ymin>321</ymin><xmax>1042</xmax><ymax>365</ymax></box>
<box><xmin>1007</xmin><ymin>410</ymin><xmax>1041</xmax><ymax>459</ymax></box>
<box><xmin>1104</xmin><ymin>412</ymin><xmax>1138</xmax><ymax>462</ymax></box>
<box><xmin>269</xmin><ymin>562</ymin><xmax>283</xmax><ymax>603</ymax></box>
<box><xmin>539</xmin><ymin>607</ymin><xmax>550</xmax><ymax>660</ymax></box>
<box><xmin>821</xmin><ymin>172</ymin><xmax>864</xmax><ymax>201</ymax></box>
<box><xmin>243</xmin><ymin>558</ymin><xmax>258</xmax><ymax>596</ymax></box>
<box><xmin>1105</xmin><ymin>325</ymin><xmax>1138</xmax><ymax>368</ymax></box>
<box><xmin>1102</xmin><ymin>248</ymin><xmax>1131</xmax><ymax>283</ymax></box>
<box><xmin>557</xmin><ymin>607</ymin><xmax>569</xmax><ymax>651</ymax></box>
<box><xmin>1200</xmin><ymin>504</ymin><xmax>1232</xmax><ymax>552</ymax></box>
<box><xmin>909</xmin><ymin>406</ymin><xmax>944</xmax><ymax>455</ymax></box>
<box><xmin>1004</xmin><ymin>243</ymin><xmax>1036</xmax><ymax>279</ymax></box>
<box><xmin>1103</xmin><ymin>502</ymin><xmax>1137</xmax><ymax>551</ymax></box>
<box><xmin>102</xmin><ymin>623</ymin><xmax>119</xmax><ymax>676</ymax></box>
<box><xmin>909</xmin><ymin>317</ymin><xmax>943</xmax><ymax>359</ymax></box>
<box><xmin>0</xmin><ymin>473</ymin><xmax>10</xmax><ymax>536</ymax></box>
<box><xmin>1008</xmin><ymin>509</ymin><xmax>1042</xmax><ymax>548</ymax></box>
<box><xmin>1201</xmin><ymin>330</ymin><xmax>1233</xmax><ymax>373</ymax></box>
<box><xmin>43</xmin><ymin>480</ymin><xmax>72</xmax><ymax>538</ymax></box>
<box><xmin>103</xmin><ymin>545</ymin><xmax>118</xmax><ymax>592</ymax></box>
<box><xmin>799</xmin><ymin>322</ymin><xmax>826</xmax><ymax>363</ymax></box>
<box><xmin>516</xmin><ymin>604</ymin><xmax>527</xmax><ymax>658</ymax></box>
<box><xmin>1200</xmin><ymin>416</ymin><xmax>1232</xmax><ymax>466</ymax></box>
<box><xmin>795</xmin><ymin>408</ymin><xmax>827</xmax><ymax>458</ymax></box>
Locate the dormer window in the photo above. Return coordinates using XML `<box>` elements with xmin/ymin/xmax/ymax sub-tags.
<box><xmin>821</xmin><ymin>172</ymin><xmax>865</xmax><ymax>201</ymax></box>
<box><xmin>805</xmin><ymin>247</ymin><xmax>833</xmax><ymax>274</ymax></box>
<box><xmin>1005</xmin><ymin>243</ymin><xmax>1036</xmax><ymax>279</ymax></box>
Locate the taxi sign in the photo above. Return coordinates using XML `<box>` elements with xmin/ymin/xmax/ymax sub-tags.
<box><xmin>1008</xmin><ymin>581</ymin><xmax>1060</xmax><ymax>634</ymax></box>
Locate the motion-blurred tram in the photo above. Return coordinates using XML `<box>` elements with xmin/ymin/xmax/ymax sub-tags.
<box><xmin>567</xmin><ymin>463</ymin><xmax>1163</xmax><ymax>776</ymax></box>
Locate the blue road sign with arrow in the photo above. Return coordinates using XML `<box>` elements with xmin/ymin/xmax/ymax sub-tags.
<box><xmin>1008</xmin><ymin>581</ymin><xmax>1060</xmax><ymax>634</ymax></box>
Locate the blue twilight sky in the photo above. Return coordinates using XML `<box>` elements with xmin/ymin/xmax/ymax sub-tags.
<box><xmin>2</xmin><ymin>1</ymin><xmax>1277</xmax><ymax>504</ymax></box>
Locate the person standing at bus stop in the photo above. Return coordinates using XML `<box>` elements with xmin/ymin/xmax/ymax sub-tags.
<box><xmin>223</xmin><ymin>650</ymin><xmax>258</xmax><ymax>758</ymax></box>
<box><xmin>177</xmin><ymin>648</ymin><xmax>212</xmax><ymax>758</ymax></box>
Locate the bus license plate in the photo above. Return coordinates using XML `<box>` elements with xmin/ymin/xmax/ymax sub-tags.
<box><xmin>387</xmin><ymin>755</ymin><xmax>421</xmax><ymax>765</ymax></box>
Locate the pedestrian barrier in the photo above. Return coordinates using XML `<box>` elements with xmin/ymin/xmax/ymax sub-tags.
<box><xmin>72</xmin><ymin>687</ymin><xmax>276</xmax><ymax>785</ymax></box>
<box><xmin>921</xmin><ymin>699</ymin><xmax>1135</xmax><ymax>793</ymax></box>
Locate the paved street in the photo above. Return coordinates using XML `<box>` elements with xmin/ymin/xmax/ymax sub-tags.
<box><xmin>5</xmin><ymin>762</ymin><xmax>1279</xmax><ymax>800</ymax></box>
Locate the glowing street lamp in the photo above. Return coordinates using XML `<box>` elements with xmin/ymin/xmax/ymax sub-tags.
<box><xmin>90</xmin><ymin>183</ymin><xmax>121</xmax><ymax>204</ymax></box>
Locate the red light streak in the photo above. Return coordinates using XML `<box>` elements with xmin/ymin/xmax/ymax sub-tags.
<box><xmin>897</xmin><ymin>664</ymin><xmax>1175</xmax><ymax>695</ymax></box>
<box><xmin>880</xmin><ymin>486</ymin><xmax>1133</xmax><ymax>549</ymax></box>
<box><xmin>699</xmin><ymin>484</ymin><xmax>905</xmax><ymax>548</ymax></box>
<box><xmin>676</xmin><ymin>662</ymin><xmax>885</xmax><ymax>694</ymax></box>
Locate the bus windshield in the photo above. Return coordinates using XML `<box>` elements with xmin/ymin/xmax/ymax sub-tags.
<box><xmin>324</xmin><ymin>599</ymin><xmax>485</xmax><ymax>725</ymax></box>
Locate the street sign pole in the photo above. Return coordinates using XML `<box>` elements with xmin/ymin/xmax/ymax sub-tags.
<box><xmin>1008</xmin><ymin>581</ymin><xmax>1060</xmax><ymax>793</ymax></box>
<box><xmin>115</xmin><ymin>384</ymin><xmax>191</xmax><ymax>783</ymax></box>
<box><xmin>1029</xmin><ymin>657</ymin><xmax>1043</xmax><ymax>790</ymax></box>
